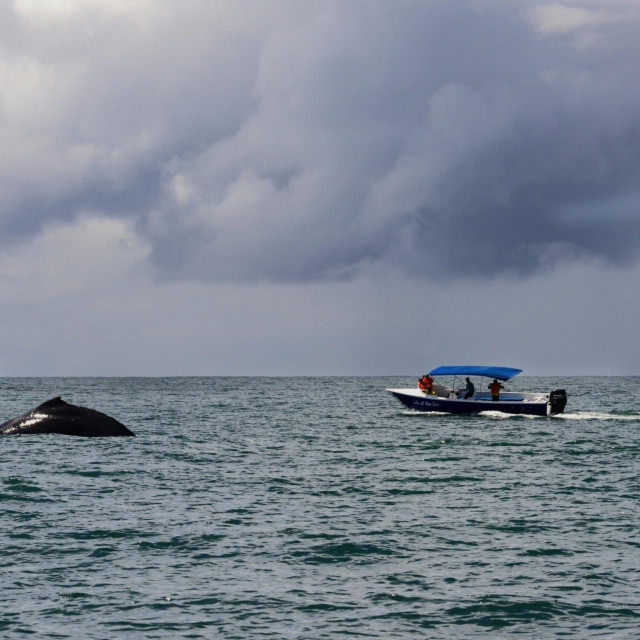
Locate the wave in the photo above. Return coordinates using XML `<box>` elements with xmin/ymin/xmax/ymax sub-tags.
<box><xmin>477</xmin><ymin>410</ymin><xmax>540</xmax><ymax>419</ymax></box>
<box><xmin>558</xmin><ymin>412</ymin><xmax>640</xmax><ymax>421</ymax></box>
<box><xmin>402</xmin><ymin>409</ymin><xmax>640</xmax><ymax>421</ymax></box>
<box><xmin>401</xmin><ymin>410</ymin><xmax>450</xmax><ymax>416</ymax></box>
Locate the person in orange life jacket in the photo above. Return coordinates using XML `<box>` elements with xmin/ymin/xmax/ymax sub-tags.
<box><xmin>488</xmin><ymin>379</ymin><xmax>504</xmax><ymax>401</ymax></box>
<box><xmin>417</xmin><ymin>374</ymin><xmax>435</xmax><ymax>394</ymax></box>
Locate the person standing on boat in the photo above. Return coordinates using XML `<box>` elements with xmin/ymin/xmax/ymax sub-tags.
<box><xmin>488</xmin><ymin>379</ymin><xmax>504</xmax><ymax>401</ymax></box>
<box><xmin>463</xmin><ymin>377</ymin><xmax>475</xmax><ymax>399</ymax></box>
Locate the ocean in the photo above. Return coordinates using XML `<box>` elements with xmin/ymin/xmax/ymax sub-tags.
<box><xmin>1</xmin><ymin>376</ymin><xmax>639</xmax><ymax>639</ymax></box>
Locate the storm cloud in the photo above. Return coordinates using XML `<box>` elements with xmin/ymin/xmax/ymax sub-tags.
<box><xmin>2</xmin><ymin>0</ymin><xmax>640</xmax><ymax>283</ymax></box>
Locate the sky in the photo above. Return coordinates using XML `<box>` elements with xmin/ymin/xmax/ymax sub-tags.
<box><xmin>1</xmin><ymin>0</ymin><xmax>639</xmax><ymax>376</ymax></box>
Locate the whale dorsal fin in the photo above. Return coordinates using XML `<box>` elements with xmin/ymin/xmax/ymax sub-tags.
<box><xmin>35</xmin><ymin>397</ymin><xmax>69</xmax><ymax>410</ymax></box>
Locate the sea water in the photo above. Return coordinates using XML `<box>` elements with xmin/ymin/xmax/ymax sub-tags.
<box><xmin>1</xmin><ymin>376</ymin><xmax>639</xmax><ymax>639</ymax></box>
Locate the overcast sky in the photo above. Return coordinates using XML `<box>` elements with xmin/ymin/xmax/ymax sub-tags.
<box><xmin>1</xmin><ymin>0</ymin><xmax>639</xmax><ymax>376</ymax></box>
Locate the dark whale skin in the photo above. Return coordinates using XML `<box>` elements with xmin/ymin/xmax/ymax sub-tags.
<box><xmin>0</xmin><ymin>397</ymin><xmax>135</xmax><ymax>437</ymax></box>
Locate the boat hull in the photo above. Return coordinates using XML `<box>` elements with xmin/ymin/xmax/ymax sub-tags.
<box><xmin>387</xmin><ymin>390</ymin><xmax>549</xmax><ymax>416</ymax></box>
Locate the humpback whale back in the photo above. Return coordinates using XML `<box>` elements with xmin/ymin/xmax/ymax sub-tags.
<box><xmin>0</xmin><ymin>397</ymin><xmax>135</xmax><ymax>437</ymax></box>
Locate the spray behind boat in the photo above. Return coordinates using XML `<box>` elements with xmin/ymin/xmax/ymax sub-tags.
<box><xmin>549</xmin><ymin>389</ymin><xmax>567</xmax><ymax>415</ymax></box>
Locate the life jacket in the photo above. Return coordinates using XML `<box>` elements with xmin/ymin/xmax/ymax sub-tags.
<box><xmin>489</xmin><ymin>382</ymin><xmax>502</xmax><ymax>395</ymax></box>
<box><xmin>418</xmin><ymin>376</ymin><xmax>432</xmax><ymax>391</ymax></box>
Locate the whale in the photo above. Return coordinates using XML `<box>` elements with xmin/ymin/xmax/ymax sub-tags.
<box><xmin>0</xmin><ymin>397</ymin><xmax>135</xmax><ymax>437</ymax></box>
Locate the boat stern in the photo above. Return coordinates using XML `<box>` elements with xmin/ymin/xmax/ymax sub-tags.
<box><xmin>548</xmin><ymin>389</ymin><xmax>568</xmax><ymax>415</ymax></box>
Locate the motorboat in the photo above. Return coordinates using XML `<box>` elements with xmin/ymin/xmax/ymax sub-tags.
<box><xmin>387</xmin><ymin>366</ymin><xmax>567</xmax><ymax>416</ymax></box>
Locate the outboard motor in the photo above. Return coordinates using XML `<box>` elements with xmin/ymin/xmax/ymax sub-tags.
<box><xmin>549</xmin><ymin>389</ymin><xmax>567</xmax><ymax>415</ymax></box>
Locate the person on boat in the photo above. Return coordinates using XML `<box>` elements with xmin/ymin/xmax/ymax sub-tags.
<box><xmin>488</xmin><ymin>379</ymin><xmax>504</xmax><ymax>401</ymax></box>
<box><xmin>417</xmin><ymin>374</ymin><xmax>435</xmax><ymax>394</ymax></box>
<box><xmin>463</xmin><ymin>377</ymin><xmax>475</xmax><ymax>399</ymax></box>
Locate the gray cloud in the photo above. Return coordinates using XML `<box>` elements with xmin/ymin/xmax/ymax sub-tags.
<box><xmin>2</xmin><ymin>0</ymin><xmax>639</xmax><ymax>283</ymax></box>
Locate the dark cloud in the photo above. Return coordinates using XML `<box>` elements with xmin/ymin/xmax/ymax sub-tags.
<box><xmin>2</xmin><ymin>0</ymin><xmax>639</xmax><ymax>283</ymax></box>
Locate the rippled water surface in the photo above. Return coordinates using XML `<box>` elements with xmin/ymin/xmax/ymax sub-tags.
<box><xmin>1</xmin><ymin>376</ymin><xmax>639</xmax><ymax>638</ymax></box>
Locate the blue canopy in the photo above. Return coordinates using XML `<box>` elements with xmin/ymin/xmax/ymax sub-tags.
<box><xmin>428</xmin><ymin>366</ymin><xmax>522</xmax><ymax>381</ymax></box>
